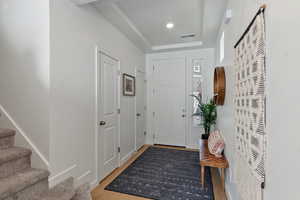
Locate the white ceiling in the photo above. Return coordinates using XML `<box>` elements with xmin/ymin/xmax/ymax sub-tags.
<box><xmin>88</xmin><ymin>0</ymin><xmax>227</xmax><ymax>52</ymax></box>
<box><xmin>116</xmin><ymin>0</ymin><xmax>203</xmax><ymax>46</ymax></box>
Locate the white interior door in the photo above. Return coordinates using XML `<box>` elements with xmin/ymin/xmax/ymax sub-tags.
<box><xmin>98</xmin><ymin>52</ymin><xmax>119</xmax><ymax>179</ymax></box>
<box><xmin>153</xmin><ymin>58</ymin><xmax>186</xmax><ymax>147</ymax></box>
<box><xmin>135</xmin><ymin>69</ymin><xmax>146</xmax><ymax>150</ymax></box>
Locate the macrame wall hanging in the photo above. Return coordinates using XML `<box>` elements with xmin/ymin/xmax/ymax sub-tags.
<box><xmin>234</xmin><ymin>5</ymin><xmax>266</xmax><ymax>200</ymax></box>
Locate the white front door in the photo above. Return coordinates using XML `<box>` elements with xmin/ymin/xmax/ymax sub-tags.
<box><xmin>98</xmin><ymin>52</ymin><xmax>119</xmax><ymax>178</ymax></box>
<box><xmin>153</xmin><ymin>58</ymin><xmax>186</xmax><ymax>147</ymax></box>
<box><xmin>135</xmin><ymin>69</ymin><xmax>146</xmax><ymax>150</ymax></box>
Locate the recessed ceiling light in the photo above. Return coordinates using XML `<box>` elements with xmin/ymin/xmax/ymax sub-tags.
<box><xmin>166</xmin><ymin>22</ymin><xmax>174</xmax><ymax>29</ymax></box>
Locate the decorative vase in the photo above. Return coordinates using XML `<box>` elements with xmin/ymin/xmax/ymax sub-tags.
<box><xmin>202</xmin><ymin>126</ymin><xmax>211</xmax><ymax>140</ymax></box>
<box><xmin>201</xmin><ymin>134</ymin><xmax>209</xmax><ymax>140</ymax></box>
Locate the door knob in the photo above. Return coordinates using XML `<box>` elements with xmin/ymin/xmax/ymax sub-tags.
<box><xmin>182</xmin><ymin>114</ymin><xmax>186</xmax><ymax>118</ymax></box>
<box><xmin>136</xmin><ymin>113</ymin><xmax>141</xmax><ymax>117</ymax></box>
<box><xmin>99</xmin><ymin>121</ymin><xmax>106</xmax><ymax>126</ymax></box>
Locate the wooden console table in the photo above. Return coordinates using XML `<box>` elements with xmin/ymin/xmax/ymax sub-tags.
<box><xmin>199</xmin><ymin>140</ymin><xmax>229</xmax><ymax>188</ymax></box>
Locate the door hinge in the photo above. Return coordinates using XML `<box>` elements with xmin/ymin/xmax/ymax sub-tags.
<box><xmin>144</xmin><ymin>131</ymin><xmax>147</xmax><ymax>136</ymax></box>
<box><xmin>118</xmin><ymin>147</ymin><xmax>121</xmax><ymax>153</ymax></box>
<box><xmin>117</xmin><ymin>108</ymin><xmax>121</xmax><ymax>114</ymax></box>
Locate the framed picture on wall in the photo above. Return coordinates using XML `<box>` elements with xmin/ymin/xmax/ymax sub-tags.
<box><xmin>123</xmin><ymin>73</ymin><xmax>135</xmax><ymax>96</ymax></box>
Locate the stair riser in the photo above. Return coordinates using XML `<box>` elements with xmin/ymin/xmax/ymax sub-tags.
<box><xmin>0</xmin><ymin>156</ymin><xmax>31</xmax><ymax>179</ymax></box>
<box><xmin>0</xmin><ymin>136</ymin><xmax>14</xmax><ymax>150</ymax></box>
<box><xmin>4</xmin><ymin>179</ymin><xmax>48</xmax><ymax>200</ymax></box>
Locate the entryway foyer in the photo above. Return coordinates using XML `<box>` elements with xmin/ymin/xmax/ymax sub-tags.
<box><xmin>0</xmin><ymin>0</ymin><xmax>299</xmax><ymax>200</ymax></box>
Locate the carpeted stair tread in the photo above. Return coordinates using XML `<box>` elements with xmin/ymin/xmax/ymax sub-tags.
<box><xmin>0</xmin><ymin>129</ymin><xmax>15</xmax><ymax>138</ymax></box>
<box><xmin>0</xmin><ymin>129</ymin><xmax>15</xmax><ymax>150</ymax></box>
<box><xmin>39</xmin><ymin>191</ymin><xmax>75</xmax><ymax>200</ymax></box>
<box><xmin>0</xmin><ymin>147</ymin><xmax>31</xmax><ymax>165</ymax></box>
<box><xmin>0</xmin><ymin>168</ymin><xmax>50</xmax><ymax>199</ymax></box>
<box><xmin>0</xmin><ymin>128</ymin><xmax>90</xmax><ymax>200</ymax></box>
<box><xmin>71</xmin><ymin>183</ymin><xmax>91</xmax><ymax>200</ymax></box>
<box><xmin>36</xmin><ymin>177</ymin><xmax>75</xmax><ymax>200</ymax></box>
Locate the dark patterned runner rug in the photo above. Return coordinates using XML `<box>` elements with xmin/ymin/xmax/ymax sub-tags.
<box><xmin>105</xmin><ymin>147</ymin><xmax>214</xmax><ymax>200</ymax></box>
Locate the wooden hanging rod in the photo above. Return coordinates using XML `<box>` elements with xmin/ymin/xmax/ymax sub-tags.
<box><xmin>260</xmin><ymin>4</ymin><xmax>267</xmax><ymax>9</ymax></box>
<box><xmin>234</xmin><ymin>4</ymin><xmax>267</xmax><ymax>48</ymax></box>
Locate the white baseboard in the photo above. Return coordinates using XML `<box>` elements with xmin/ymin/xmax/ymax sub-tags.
<box><xmin>0</xmin><ymin>104</ymin><xmax>49</xmax><ymax>169</ymax></box>
<box><xmin>186</xmin><ymin>144</ymin><xmax>199</xmax><ymax>150</ymax></box>
<box><xmin>49</xmin><ymin>165</ymin><xmax>77</xmax><ymax>188</ymax></box>
<box><xmin>75</xmin><ymin>170</ymin><xmax>92</xmax><ymax>188</ymax></box>
<box><xmin>225</xmin><ymin>184</ymin><xmax>233</xmax><ymax>200</ymax></box>
<box><xmin>120</xmin><ymin>150</ymin><xmax>135</xmax><ymax>166</ymax></box>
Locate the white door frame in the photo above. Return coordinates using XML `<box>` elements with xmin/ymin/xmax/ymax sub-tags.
<box><xmin>146</xmin><ymin>49</ymin><xmax>215</xmax><ymax>148</ymax></box>
<box><xmin>95</xmin><ymin>46</ymin><xmax>121</xmax><ymax>182</ymax></box>
<box><xmin>134</xmin><ymin>67</ymin><xmax>146</xmax><ymax>151</ymax></box>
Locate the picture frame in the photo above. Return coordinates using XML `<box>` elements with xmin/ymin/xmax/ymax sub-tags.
<box><xmin>123</xmin><ymin>73</ymin><xmax>135</xmax><ymax>96</ymax></box>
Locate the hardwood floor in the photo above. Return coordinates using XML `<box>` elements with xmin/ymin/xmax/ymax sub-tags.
<box><xmin>91</xmin><ymin>145</ymin><xmax>227</xmax><ymax>200</ymax></box>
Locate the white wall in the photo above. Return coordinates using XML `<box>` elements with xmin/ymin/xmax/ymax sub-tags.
<box><xmin>146</xmin><ymin>48</ymin><xmax>215</xmax><ymax>148</ymax></box>
<box><xmin>49</xmin><ymin>0</ymin><xmax>145</xmax><ymax>186</ymax></box>
<box><xmin>264</xmin><ymin>1</ymin><xmax>300</xmax><ymax>199</ymax></box>
<box><xmin>0</xmin><ymin>0</ymin><xmax>50</xmax><ymax>168</ymax></box>
<box><xmin>215</xmin><ymin>0</ymin><xmax>266</xmax><ymax>199</ymax></box>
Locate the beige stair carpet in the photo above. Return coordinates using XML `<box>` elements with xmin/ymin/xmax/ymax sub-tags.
<box><xmin>0</xmin><ymin>128</ymin><xmax>91</xmax><ymax>200</ymax></box>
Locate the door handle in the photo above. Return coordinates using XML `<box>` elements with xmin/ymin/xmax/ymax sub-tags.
<box><xmin>99</xmin><ymin>121</ymin><xmax>106</xmax><ymax>126</ymax></box>
<box><xmin>182</xmin><ymin>114</ymin><xmax>186</xmax><ymax>118</ymax></box>
<box><xmin>136</xmin><ymin>113</ymin><xmax>141</xmax><ymax>117</ymax></box>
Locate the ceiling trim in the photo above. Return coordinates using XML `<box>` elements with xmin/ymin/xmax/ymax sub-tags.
<box><xmin>72</xmin><ymin>0</ymin><xmax>122</xmax><ymax>5</ymax></box>
<box><xmin>110</xmin><ymin>3</ymin><xmax>152</xmax><ymax>48</ymax></box>
<box><xmin>71</xmin><ymin>0</ymin><xmax>98</xmax><ymax>5</ymax></box>
<box><xmin>98</xmin><ymin>0</ymin><xmax>120</xmax><ymax>3</ymax></box>
<box><xmin>152</xmin><ymin>41</ymin><xmax>203</xmax><ymax>51</ymax></box>
<box><xmin>90</xmin><ymin>0</ymin><xmax>226</xmax><ymax>52</ymax></box>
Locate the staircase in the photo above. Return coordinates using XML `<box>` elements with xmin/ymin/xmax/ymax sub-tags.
<box><xmin>0</xmin><ymin>128</ymin><xmax>91</xmax><ymax>200</ymax></box>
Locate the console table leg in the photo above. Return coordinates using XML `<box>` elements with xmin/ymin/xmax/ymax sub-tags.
<box><xmin>201</xmin><ymin>166</ymin><xmax>205</xmax><ymax>187</ymax></box>
<box><xmin>221</xmin><ymin>168</ymin><xmax>225</xmax><ymax>191</ymax></box>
